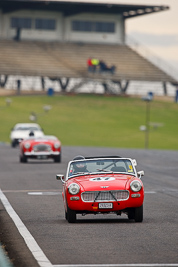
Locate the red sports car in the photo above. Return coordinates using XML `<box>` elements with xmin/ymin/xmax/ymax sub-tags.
<box><xmin>56</xmin><ymin>155</ymin><xmax>144</xmax><ymax>223</ymax></box>
<box><xmin>19</xmin><ymin>135</ymin><xmax>61</xmax><ymax>163</ymax></box>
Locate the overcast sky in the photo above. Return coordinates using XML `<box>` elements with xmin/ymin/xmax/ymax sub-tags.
<box><xmin>124</xmin><ymin>0</ymin><xmax>178</xmax><ymax>73</ymax></box>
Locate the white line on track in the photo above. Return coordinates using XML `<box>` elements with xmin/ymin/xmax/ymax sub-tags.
<box><xmin>53</xmin><ymin>265</ymin><xmax>178</xmax><ymax>267</ymax></box>
<box><xmin>2</xmin><ymin>189</ymin><xmax>60</xmax><ymax>193</ymax></box>
<box><xmin>28</xmin><ymin>192</ymin><xmax>61</xmax><ymax>195</ymax></box>
<box><xmin>0</xmin><ymin>189</ymin><xmax>53</xmax><ymax>267</ymax></box>
<box><xmin>2</xmin><ymin>190</ymin><xmax>177</xmax><ymax>195</ymax></box>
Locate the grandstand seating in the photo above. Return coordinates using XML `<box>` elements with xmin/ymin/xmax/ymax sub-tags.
<box><xmin>0</xmin><ymin>40</ymin><xmax>176</xmax><ymax>83</ymax></box>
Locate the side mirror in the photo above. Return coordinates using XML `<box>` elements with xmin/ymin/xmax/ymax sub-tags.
<box><xmin>56</xmin><ymin>174</ymin><xmax>65</xmax><ymax>183</ymax></box>
<box><xmin>132</xmin><ymin>159</ymin><xmax>137</xmax><ymax>166</ymax></box>
<box><xmin>137</xmin><ymin>170</ymin><xmax>144</xmax><ymax>179</ymax></box>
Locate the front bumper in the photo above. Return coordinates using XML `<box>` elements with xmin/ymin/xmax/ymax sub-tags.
<box><xmin>67</xmin><ymin>193</ymin><xmax>144</xmax><ymax>213</ymax></box>
<box><xmin>24</xmin><ymin>151</ymin><xmax>60</xmax><ymax>158</ymax></box>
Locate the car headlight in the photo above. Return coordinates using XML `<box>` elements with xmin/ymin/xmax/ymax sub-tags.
<box><xmin>68</xmin><ymin>183</ymin><xmax>80</xmax><ymax>195</ymax></box>
<box><xmin>47</xmin><ymin>146</ymin><xmax>52</xmax><ymax>152</ymax></box>
<box><xmin>130</xmin><ymin>180</ymin><xmax>142</xmax><ymax>192</ymax></box>
<box><xmin>54</xmin><ymin>142</ymin><xmax>60</xmax><ymax>149</ymax></box>
<box><xmin>24</xmin><ymin>142</ymin><xmax>30</xmax><ymax>149</ymax></box>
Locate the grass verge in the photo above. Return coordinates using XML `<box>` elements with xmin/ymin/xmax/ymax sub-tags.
<box><xmin>0</xmin><ymin>94</ymin><xmax>178</xmax><ymax>150</ymax></box>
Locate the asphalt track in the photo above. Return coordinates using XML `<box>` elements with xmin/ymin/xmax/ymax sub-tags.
<box><xmin>0</xmin><ymin>144</ymin><xmax>178</xmax><ymax>267</ymax></box>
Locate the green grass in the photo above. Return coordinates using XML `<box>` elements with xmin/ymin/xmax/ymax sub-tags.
<box><xmin>0</xmin><ymin>94</ymin><xmax>178</xmax><ymax>150</ymax></box>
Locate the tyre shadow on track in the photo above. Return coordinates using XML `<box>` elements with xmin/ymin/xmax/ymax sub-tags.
<box><xmin>19</xmin><ymin>161</ymin><xmax>59</xmax><ymax>164</ymax></box>
<box><xmin>56</xmin><ymin>218</ymin><xmax>147</xmax><ymax>224</ymax></box>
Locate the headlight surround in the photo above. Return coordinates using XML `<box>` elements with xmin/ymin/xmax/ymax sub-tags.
<box><xmin>68</xmin><ymin>183</ymin><xmax>80</xmax><ymax>195</ymax></box>
<box><xmin>54</xmin><ymin>142</ymin><xmax>60</xmax><ymax>149</ymax></box>
<box><xmin>24</xmin><ymin>142</ymin><xmax>30</xmax><ymax>149</ymax></box>
<box><xmin>47</xmin><ymin>145</ymin><xmax>52</xmax><ymax>152</ymax></box>
<box><xmin>130</xmin><ymin>180</ymin><xmax>142</xmax><ymax>192</ymax></box>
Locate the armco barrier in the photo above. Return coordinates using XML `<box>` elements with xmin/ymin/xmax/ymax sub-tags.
<box><xmin>0</xmin><ymin>244</ymin><xmax>13</xmax><ymax>267</ymax></box>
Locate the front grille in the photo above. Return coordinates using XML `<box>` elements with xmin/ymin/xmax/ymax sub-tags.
<box><xmin>81</xmin><ymin>190</ymin><xmax>129</xmax><ymax>202</ymax></box>
<box><xmin>33</xmin><ymin>144</ymin><xmax>51</xmax><ymax>152</ymax></box>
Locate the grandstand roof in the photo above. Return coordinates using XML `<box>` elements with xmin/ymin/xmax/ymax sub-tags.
<box><xmin>0</xmin><ymin>0</ymin><xmax>169</xmax><ymax>19</ymax></box>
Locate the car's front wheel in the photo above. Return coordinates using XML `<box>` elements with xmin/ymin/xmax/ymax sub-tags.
<box><xmin>20</xmin><ymin>154</ymin><xmax>27</xmax><ymax>163</ymax></box>
<box><xmin>67</xmin><ymin>205</ymin><xmax>76</xmax><ymax>223</ymax></box>
<box><xmin>11</xmin><ymin>140</ymin><xmax>16</xmax><ymax>148</ymax></box>
<box><xmin>54</xmin><ymin>154</ymin><xmax>61</xmax><ymax>163</ymax></box>
<box><xmin>134</xmin><ymin>205</ymin><xmax>143</xmax><ymax>222</ymax></box>
<box><xmin>65</xmin><ymin>210</ymin><xmax>68</xmax><ymax>220</ymax></box>
<box><xmin>128</xmin><ymin>208</ymin><xmax>135</xmax><ymax>220</ymax></box>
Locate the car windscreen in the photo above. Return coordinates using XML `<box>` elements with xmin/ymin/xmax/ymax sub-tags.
<box><xmin>68</xmin><ymin>158</ymin><xmax>135</xmax><ymax>178</ymax></box>
<box><xmin>26</xmin><ymin>136</ymin><xmax>56</xmax><ymax>141</ymax></box>
<box><xmin>15</xmin><ymin>127</ymin><xmax>41</xmax><ymax>131</ymax></box>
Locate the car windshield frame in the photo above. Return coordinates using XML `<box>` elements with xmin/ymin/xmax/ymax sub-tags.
<box><xmin>15</xmin><ymin>126</ymin><xmax>41</xmax><ymax>131</ymax></box>
<box><xmin>25</xmin><ymin>136</ymin><xmax>57</xmax><ymax>141</ymax></box>
<box><xmin>66</xmin><ymin>157</ymin><xmax>137</xmax><ymax>180</ymax></box>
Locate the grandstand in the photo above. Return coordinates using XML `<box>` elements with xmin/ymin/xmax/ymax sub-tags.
<box><xmin>0</xmin><ymin>0</ymin><xmax>177</xmax><ymax>95</ymax></box>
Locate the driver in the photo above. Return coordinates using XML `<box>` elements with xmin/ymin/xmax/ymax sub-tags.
<box><xmin>73</xmin><ymin>161</ymin><xmax>88</xmax><ymax>173</ymax></box>
<box><xmin>29</xmin><ymin>131</ymin><xmax>35</xmax><ymax>136</ymax></box>
<box><xmin>70</xmin><ymin>155</ymin><xmax>89</xmax><ymax>175</ymax></box>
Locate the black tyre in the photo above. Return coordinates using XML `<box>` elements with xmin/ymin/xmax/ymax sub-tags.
<box><xmin>134</xmin><ymin>205</ymin><xmax>143</xmax><ymax>222</ymax></box>
<box><xmin>67</xmin><ymin>205</ymin><xmax>76</xmax><ymax>223</ymax></box>
<box><xmin>65</xmin><ymin>210</ymin><xmax>68</xmax><ymax>220</ymax></box>
<box><xmin>54</xmin><ymin>154</ymin><xmax>61</xmax><ymax>163</ymax></box>
<box><xmin>128</xmin><ymin>208</ymin><xmax>135</xmax><ymax>220</ymax></box>
<box><xmin>11</xmin><ymin>140</ymin><xmax>16</xmax><ymax>148</ymax></box>
<box><xmin>20</xmin><ymin>154</ymin><xmax>27</xmax><ymax>163</ymax></box>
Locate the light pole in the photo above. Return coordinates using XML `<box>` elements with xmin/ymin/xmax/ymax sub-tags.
<box><xmin>145</xmin><ymin>98</ymin><xmax>151</xmax><ymax>149</ymax></box>
<box><xmin>142</xmin><ymin>94</ymin><xmax>153</xmax><ymax>149</ymax></box>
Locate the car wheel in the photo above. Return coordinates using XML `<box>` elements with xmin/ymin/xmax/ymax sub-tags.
<box><xmin>65</xmin><ymin>210</ymin><xmax>68</xmax><ymax>220</ymax></box>
<box><xmin>11</xmin><ymin>140</ymin><xmax>16</xmax><ymax>148</ymax></box>
<box><xmin>128</xmin><ymin>208</ymin><xmax>135</xmax><ymax>220</ymax></box>
<box><xmin>54</xmin><ymin>154</ymin><xmax>61</xmax><ymax>163</ymax></box>
<box><xmin>134</xmin><ymin>205</ymin><xmax>143</xmax><ymax>222</ymax></box>
<box><xmin>20</xmin><ymin>154</ymin><xmax>27</xmax><ymax>163</ymax></box>
<box><xmin>67</xmin><ymin>205</ymin><xmax>76</xmax><ymax>223</ymax></box>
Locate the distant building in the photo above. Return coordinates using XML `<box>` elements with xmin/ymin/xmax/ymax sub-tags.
<box><xmin>0</xmin><ymin>0</ymin><xmax>169</xmax><ymax>44</ymax></box>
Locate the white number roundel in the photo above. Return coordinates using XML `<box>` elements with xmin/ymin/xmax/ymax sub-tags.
<box><xmin>90</xmin><ymin>177</ymin><xmax>115</xmax><ymax>182</ymax></box>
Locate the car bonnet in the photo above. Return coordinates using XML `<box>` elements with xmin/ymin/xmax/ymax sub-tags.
<box><xmin>71</xmin><ymin>174</ymin><xmax>134</xmax><ymax>191</ymax></box>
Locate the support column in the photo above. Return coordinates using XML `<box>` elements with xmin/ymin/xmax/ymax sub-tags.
<box><xmin>41</xmin><ymin>77</ymin><xmax>45</xmax><ymax>91</ymax></box>
<box><xmin>112</xmin><ymin>80</ymin><xmax>129</xmax><ymax>94</ymax></box>
<box><xmin>163</xmin><ymin>82</ymin><xmax>167</xmax><ymax>95</ymax></box>
<box><xmin>0</xmin><ymin>75</ymin><xmax>8</xmax><ymax>87</ymax></box>
<box><xmin>58</xmin><ymin>78</ymin><xmax>70</xmax><ymax>92</ymax></box>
